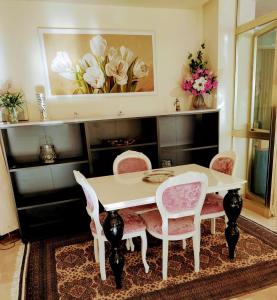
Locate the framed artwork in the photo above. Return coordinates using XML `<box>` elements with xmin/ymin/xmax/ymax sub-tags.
<box><xmin>39</xmin><ymin>28</ymin><xmax>156</xmax><ymax>97</ymax></box>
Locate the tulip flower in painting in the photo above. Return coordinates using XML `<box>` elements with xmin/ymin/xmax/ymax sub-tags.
<box><xmin>50</xmin><ymin>35</ymin><xmax>150</xmax><ymax>94</ymax></box>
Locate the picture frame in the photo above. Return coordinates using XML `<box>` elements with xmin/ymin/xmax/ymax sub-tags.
<box><xmin>39</xmin><ymin>28</ymin><xmax>156</xmax><ymax>98</ymax></box>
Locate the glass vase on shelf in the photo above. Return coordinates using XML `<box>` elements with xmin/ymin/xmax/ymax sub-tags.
<box><xmin>192</xmin><ymin>94</ymin><xmax>206</xmax><ymax>110</ymax></box>
<box><xmin>6</xmin><ymin>107</ymin><xmax>18</xmax><ymax>123</ymax></box>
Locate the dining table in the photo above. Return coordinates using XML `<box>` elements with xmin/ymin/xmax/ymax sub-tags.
<box><xmin>88</xmin><ymin>164</ymin><xmax>246</xmax><ymax>288</ymax></box>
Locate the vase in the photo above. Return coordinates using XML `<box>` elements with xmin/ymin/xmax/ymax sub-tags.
<box><xmin>192</xmin><ymin>94</ymin><xmax>206</xmax><ymax>110</ymax></box>
<box><xmin>7</xmin><ymin>107</ymin><xmax>18</xmax><ymax>123</ymax></box>
<box><xmin>39</xmin><ymin>144</ymin><xmax>57</xmax><ymax>164</ymax></box>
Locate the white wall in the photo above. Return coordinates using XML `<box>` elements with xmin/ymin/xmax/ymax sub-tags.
<box><xmin>0</xmin><ymin>0</ymin><xmax>204</xmax><ymax>234</ymax></box>
<box><xmin>0</xmin><ymin>0</ymin><xmax>203</xmax><ymax>120</ymax></box>
<box><xmin>217</xmin><ymin>0</ymin><xmax>237</xmax><ymax>152</ymax></box>
<box><xmin>203</xmin><ymin>0</ymin><xmax>237</xmax><ymax>153</ymax></box>
<box><xmin>203</xmin><ymin>0</ymin><xmax>219</xmax><ymax>109</ymax></box>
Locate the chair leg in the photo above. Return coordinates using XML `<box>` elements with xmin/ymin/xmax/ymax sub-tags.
<box><xmin>93</xmin><ymin>237</ymin><xmax>99</xmax><ymax>263</ymax></box>
<box><xmin>193</xmin><ymin>234</ymin><xmax>200</xmax><ymax>272</ymax></box>
<box><xmin>182</xmin><ymin>239</ymin><xmax>186</xmax><ymax>250</ymax></box>
<box><xmin>141</xmin><ymin>232</ymin><xmax>149</xmax><ymax>273</ymax></box>
<box><xmin>126</xmin><ymin>239</ymin><xmax>130</xmax><ymax>251</ymax></box>
<box><xmin>211</xmin><ymin>218</ymin><xmax>216</xmax><ymax>234</ymax></box>
<box><xmin>162</xmin><ymin>239</ymin><xmax>169</xmax><ymax>280</ymax></box>
<box><xmin>130</xmin><ymin>238</ymin><xmax>135</xmax><ymax>252</ymax></box>
<box><xmin>98</xmin><ymin>239</ymin><xmax>106</xmax><ymax>280</ymax></box>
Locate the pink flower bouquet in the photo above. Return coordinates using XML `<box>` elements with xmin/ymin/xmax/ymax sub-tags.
<box><xmin>181</xmin><ymin>44</ymin><xmax>218</xmax><ymax>97</ymax></box>
<box><xmin>182</xmin><ymin>68</ymin><xmax>218</xmax><ymax>96</ymax></box>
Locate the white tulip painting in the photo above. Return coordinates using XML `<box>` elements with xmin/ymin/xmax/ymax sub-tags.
<box><xmin>40</xmin><ymin>29</ymin><xmax>155</xmax><ymax>96</ymax></box>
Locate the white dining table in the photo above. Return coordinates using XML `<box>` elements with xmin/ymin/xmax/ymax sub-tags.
<box><xmin>88</xmin><ymin>164</ymin><xmax>246</xmax><ymax>288</ymax></box>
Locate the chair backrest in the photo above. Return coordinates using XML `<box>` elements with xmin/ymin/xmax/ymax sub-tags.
<box><xmin>209</xmin><ymin>151</ymin><xmax>236</xmax><ymax>175</ymax></box>
<box><xmin>73</xmin><ymin>170</ymin><xmax>102</xmax><ymax>236</ymax></box>
<box><xmin>156</xmin><ymin>172</ymin><xmax>208</xmax><ymax>236</ymax></box>
<box><xmin>113</xmin><ymin>150</ymin><xmax>152</xmax><ymax>174</ymax></box>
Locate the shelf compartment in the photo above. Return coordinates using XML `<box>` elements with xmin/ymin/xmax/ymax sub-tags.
<box><xmin>9</xmin><ymin>157</ymin><xmax>88</xmax><ymax>172</ymax></box>
<box><xmin>90</xmin><ymin>141</ymin><xmax>157</xmax><ymax>152</ymax></box>
<box><xmin>16</xmin><ymin>186</ymin><xmax>84</xmax><ymax>210</ymax></box>
<box><xmin>18</xmin><ymin>200</ymin><xmax>89</xmax><ymax>241</ymax></box>
<box><xmin>160</xmin><ymin>144</ymin><xmax>218</xmax><ymax>151</ymax></box>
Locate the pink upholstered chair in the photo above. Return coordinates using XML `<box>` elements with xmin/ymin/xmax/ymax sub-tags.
<box><xmin>73</xmin><ymin>170</ymin><xmax>149</xmax><ymax>281</ymax></box>
<box><xmin>113</xmin><ymin>150</ymin><xmax>157</xmax><ymax>215</ymax></box>
<box><xmin>141</xmin><ymin>172</ymin><xmax>208</xmax><ymax>280</ymax></box>
<box><xmin>200</xmin><ymin>151</ymin><xmax>236</xmax><ymax>234</ymax></box>
<box><xmin>113</xmin><ymin>150</ymin><xmax>157</xmax><ymax>251</ymax></box>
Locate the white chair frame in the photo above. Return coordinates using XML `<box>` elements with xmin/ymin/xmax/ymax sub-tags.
<box><xmin>113</xmin><ymin>150</ymin><xmax>153</xmax><ymax>251</ymax></box>
<box><xmin>201</xmin><ymin>151</ymin><xmax>236</xmax><ymax>234</ymax></box>
<box><xmin>73</xmin><ymin>170</ymin><xmax>149</xmax><ymax>281</ymax></box>
<box><xmin>113</xmin><ymin>150</ymin><xmax>152</xmax><ymax>175</ymax></box>
<box><xmin>149</xmin><ymin>172</ymin><xmax>208</xmax><ymax>280</ymax></box>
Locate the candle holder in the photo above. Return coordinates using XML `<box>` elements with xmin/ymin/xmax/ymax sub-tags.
<box><xmin>36</xmin><ymin>93</ymin><xmax>49</xmax><ymax>121</ymax></box>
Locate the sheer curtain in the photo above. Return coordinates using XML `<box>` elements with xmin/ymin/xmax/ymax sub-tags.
<box><xmin>254</xmin><ymin>48</ymin><xmax>275</xmax><ymax>130</ymax></box>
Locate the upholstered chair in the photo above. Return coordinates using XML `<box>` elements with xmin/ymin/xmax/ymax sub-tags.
<box><xmin>141</xmin><ymin>172</ymin><xmax>208</xmax><ymax>280</ymax></box>
<box><xmin>73</xmin><ymin>170</ymin><xmax>149</xmax><ymax>281</ymax></box>
<box><xmin>113</xmin><ymin>150</ymin><xmax>157</xmax><ymax>251</ymax></box>
<box><xmin>200</xmin><ymin>151</ymin><xmax>236</xmax><ymax>234</ymax></box>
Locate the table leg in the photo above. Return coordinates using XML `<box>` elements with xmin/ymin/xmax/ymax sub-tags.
<box><xmin>223</xmin><ymin>189</ymin><xmax>243</xmax><ymax>259</ymax></box>
<box><xmin>103</xmin><ymin>210</ymin><xmax>125</xmax><ymax>289</ymax></box>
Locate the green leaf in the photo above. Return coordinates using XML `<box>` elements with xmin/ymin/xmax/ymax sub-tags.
<box><xmin>110</xmin><ymin>83</ymin><xmax>119</xmax><ymax>93</ymax></box>
<box><xmin>127</xmin><ymin>57</ymin><xmax>137</xmax><ymax>90</ymax></box>
<box><xmin>130</xmin><ymin>81</ymin><xmax>137</xmax><ymax>92</ymax></box>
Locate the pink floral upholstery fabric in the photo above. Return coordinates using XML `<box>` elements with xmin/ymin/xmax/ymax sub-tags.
<box><xmin>141</xmin><ymin>210</ymin><xmax>194</xmax><ymax>236</ymax></box>
<box><xmin>117</xmin><ymin>158</ymin><xmax>148</xmax><ymax>174</ymax></box>
<box><xmin>211</xmin><ymin>157</ymin><xmax>234</xmax><ymax>175</ymax></box>
<box><xmin>90</xmin><ymin>210</ymin><xmax>146</xmax><ymax>236</ymax></box>
<box><xmin>162</xmin><ymin>182</ymin><xmax>201</xmax><ymax>213</ymax></box>
<box><xmin>122</xmin><ymin>204</ymin><xmax>157</xmax><ymax>214</ymax></box>
<box><xmin>83</xmin><ymin>189</ymin><xmax>94</xmax><ymax>212</ymax></box>
<box><xmin>201</xmin><ymin>193</ymin><xmax>224</xmax><ymax>215</ymax></box>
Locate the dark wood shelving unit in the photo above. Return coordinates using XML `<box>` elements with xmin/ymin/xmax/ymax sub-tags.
<box><xmin>90</xmin><ymin>141</ymin><xmax>157</xmax><ymax>152</ymax></box>
<box><xmin>16</xmin><ymin>186</ymin><xmax>83</xmax><ymax>210</ymax></box>
<box><xmin>9</xmin><ymin>157</ymin><xmax>89</xmax><ymax>172</ymax></box>
<box><xmin>159</xmin><ymin>144</ymin><xmax>218</xmax><ymax>151</ymax></box>
<box><xmin>0</xmin><ymin>110</ymin><xmax>219</xmax><ymax>241</ymax></box>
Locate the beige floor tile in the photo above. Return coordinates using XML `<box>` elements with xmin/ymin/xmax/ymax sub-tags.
<box><xmin>0</xmin><ymin>239</ymin><xmax>24</xmax><ymax>300</ymax></box>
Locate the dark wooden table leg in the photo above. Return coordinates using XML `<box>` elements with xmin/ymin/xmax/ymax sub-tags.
<box><xmin>223</xmin><ymin>189</ymin><xmax>243</xmax><ymax>259</ymax></box>
<box><xmin>103</xmin><ymin>210</ymin><xmax>124</xmax><ymax>289</ymax></box>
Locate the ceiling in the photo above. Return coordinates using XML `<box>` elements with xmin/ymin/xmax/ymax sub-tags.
<box><xmin>13</xmin><ymin>0</ymin><xmax>210</xmax><ymax>9</ymax></box>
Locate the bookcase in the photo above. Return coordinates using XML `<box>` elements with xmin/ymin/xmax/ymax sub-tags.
<box><xmin>0</xmin><ymin>109</ymin><xmax>219</xmax><ymax>241</ymax></box>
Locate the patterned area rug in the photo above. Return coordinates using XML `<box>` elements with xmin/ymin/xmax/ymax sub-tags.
<box><xmin>25</xmin><ymin>217</ymin><xmax>277</xmax><ymax>300</ymax></box>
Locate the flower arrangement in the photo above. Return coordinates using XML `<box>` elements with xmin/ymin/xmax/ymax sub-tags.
<box><xmin>51</xmin><ymin>35</ymin><xmax>149</xmax><ymax>94</ymax></box>
<box><xmin>182</xmin><ymin>44</ymin><xmax>218</xmax><ymax>103</ymax></box>
<box><xmin>0</xmin><ymin>89</ymin><xmax>24</xmax><ymax>123</ymax></box>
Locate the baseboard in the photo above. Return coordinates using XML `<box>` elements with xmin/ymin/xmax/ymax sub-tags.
<box><xmin>242</xmin><ymin>197</ymin><xmax>271</xmax><ymax>218</ymax></box>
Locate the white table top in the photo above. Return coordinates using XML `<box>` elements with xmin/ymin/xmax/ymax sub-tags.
<box><xmin>88</xmin><ymin>164</ymin><xmax>246</xmax><ymax>211</ymax></box>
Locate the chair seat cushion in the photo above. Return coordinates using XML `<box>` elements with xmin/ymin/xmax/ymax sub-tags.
<box><xmin>90</xmin><ymin>210</ymin><xmax>146</xmax><ymax>236</ymax></box>
<box><xmin>201</xmin><ymin>193</ymin><xmax>224</xmax><ymax>215</ymax></box>
<box><xmin>121</xmin><ymin>204</ymin><xmax>157</xmax><ymax>214</ymax></box>
<box><xmin>141</xmin><ymin>210</ymin><xmax>194</xmax><ymax>236</ymax></box>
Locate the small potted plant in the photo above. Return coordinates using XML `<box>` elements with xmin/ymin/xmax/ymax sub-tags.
<box><xmin>0</xmin><ymin>89</ymin><xmax>24</xmax><ymax>123</ymax></box>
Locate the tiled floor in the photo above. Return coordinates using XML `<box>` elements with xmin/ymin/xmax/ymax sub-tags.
<box><xmin>0</xmin><ymin>209</ymin><xmax>276</xmax><ymax>300</ymax></box>
<box><xmin>0</xmin><ymin>239</ymin><xmax>24</xmax><ymax>300</ymax></box>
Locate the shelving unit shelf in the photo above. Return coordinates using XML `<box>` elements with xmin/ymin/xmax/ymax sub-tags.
<box><xmin>0</xmin><ymin>109</ymin><xmax>219</xmax><ymax>241</ymax></box>
<box><xmin>9</xmin><ymin>157</ymin><xmax>89</xmax><ymax>172</ymax></box>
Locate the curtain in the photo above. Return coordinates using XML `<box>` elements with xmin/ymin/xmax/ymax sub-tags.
<box><xmin>254</xmin><ymin>49</ymin><xmax>275</xmax><ymax>130</ymax></box>
<box><xmin>270</xmin><ymin>117</ymin><xmax>277</xmax><ymax>216</ymax></box>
